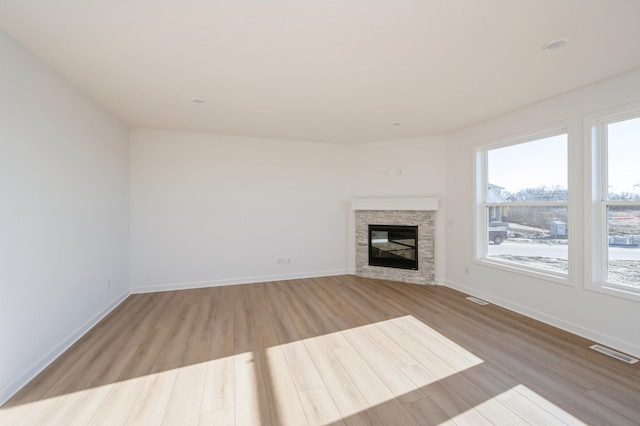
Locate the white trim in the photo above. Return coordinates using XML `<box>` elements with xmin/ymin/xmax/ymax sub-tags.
<box><xmin>605</xmin><ymin>200</ymin><xmax>640</xmax><ymax>206</ymax></box>
<box><xmin>474</xmin><ymin>258</ymin><xmax>570</xmax><ymax>286</ymax></box>
<box><xmin>131</xmin><ymin>269</ymin><xmax>350</xmax><ymax>294</ymax></box>
<box><xmin>566</xmin><ymin>117</ymin><xmax>579</xmax><ymax>285</ymax></box>
<box><xmin>588</xmin><ymin>282</ymin><xmax>640</xmax><ymax>303</ymax></box>
<box><xmin>472</xmin><ymin>121</ymin><xmax>570</xmax><ymax>152</ymax></box>
<box><xmin>584</xmin><ymin>102</ymin><xmax>640</xmax><ymax>302</ymax></box>
<box><xmin>444</xmin><ymin>279</ymin><xmax>640</xmax><ymax>359</ymax></box>
<box><xmin>585</xmin><ymin>100</ymin><xmax>640</xmax><ymax>126</ymax></box>
<box><xmin>484</xmin><ymin>202</ymin><xmax>568</xmax><ymax>207</ymax></box>
<box><xmin>0</xmin><ymin>290</ymin><xmax>131</xmax><ymax>406</ymax></box>
<box><xmin>350</xmin><ymin>198</ymin><xmax>439</xmax><ymax>211</ymax></box>
<box><xmin>474</xmin><ymin>120</ymin><xmax>572</xmax><ymax>283</ymax></box>
<box><xmin>473</xmin><ymin>149</ymin><xmax>485</xmax><ymax>262</ymax></box>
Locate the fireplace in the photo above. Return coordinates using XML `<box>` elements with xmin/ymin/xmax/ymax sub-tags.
<box><xmin>351</xmin><ymin>198</ymin><xmax>438</xmax><ymax>285</ymax></box>
<box><xmin>369</xmin><ymin>225</ymin><xmax>418</xmax><ymax>270</ymax></box>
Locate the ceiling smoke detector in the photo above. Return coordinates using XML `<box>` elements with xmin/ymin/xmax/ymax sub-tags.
<box><xmin>543</xmin><ymin>37</ymin><xmax>569</xmax><ymax>51</ymax></box>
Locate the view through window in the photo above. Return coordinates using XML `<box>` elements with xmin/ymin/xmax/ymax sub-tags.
<box><xmin>603</xmin><ymin>116</ymin><xmax>640</xmax><ymax>289</ymax></box>
<box><xmin>484</xmin><ymin>133</ymin><xmax>568</xmax><ymax>275</ymax></box>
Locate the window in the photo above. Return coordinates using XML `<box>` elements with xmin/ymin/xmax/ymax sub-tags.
<box><xmin>476</xmin><ymin>128</ymin><xmax>569</xmax><ymax>279</ymax></box>
<box><xmin>589</xmin><ymin>108</ymin><xmax>640</xmax><ymax>297</ymax></box>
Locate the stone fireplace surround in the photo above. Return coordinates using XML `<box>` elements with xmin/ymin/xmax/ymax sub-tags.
<box><xmin>351</xmin><ymin>198</ymin><xmax>439</xmax><ymax>285</ymax></box>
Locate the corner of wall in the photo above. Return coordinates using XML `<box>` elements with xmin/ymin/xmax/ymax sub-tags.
<box><xmin>0</xmin><ymin>290</ymin><xmax>131</xmax><ymax>406</ymax></box>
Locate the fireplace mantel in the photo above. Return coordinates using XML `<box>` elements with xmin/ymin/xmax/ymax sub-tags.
<box><xmin>350</xmin><ymin>197</ymin><xmax>439</xmax><ymax>211</ymax></box>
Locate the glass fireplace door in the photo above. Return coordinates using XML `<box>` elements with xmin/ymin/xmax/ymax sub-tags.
<box><xmin>368</xmin><ymin>225</ymin><xmax>418</xmax><ymax>270</ymax></box>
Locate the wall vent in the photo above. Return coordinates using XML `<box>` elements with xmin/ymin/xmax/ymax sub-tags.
<box><xmin>466</xmin><ymin>296</ymin><xmax>489</xmax><ymax>306</ymax></box>
<box><xmin>590</xmin><ymin>345</ymin><xmax>638</xmax><ymax>364</ymax></box>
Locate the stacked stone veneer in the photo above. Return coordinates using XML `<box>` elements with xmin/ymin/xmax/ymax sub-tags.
<box><xmin>356</xmin><ymin>210</ymin><xmax>435</xmax><ymax>285</ymax></box>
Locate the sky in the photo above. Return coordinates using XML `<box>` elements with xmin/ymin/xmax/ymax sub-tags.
<box><xmin>488</xmin><ymin>134</ymin><xmax>567</xmax><ymax>194</ymax></box>
<box><xmin>608</xmin><ymin>116</ymin><xmax>640</xmax><ymax>196</ymax></box>
<box><xmin>488</xmin><ymin>116</ymin><xmax>640</xmax><ymax>196</ymax></box>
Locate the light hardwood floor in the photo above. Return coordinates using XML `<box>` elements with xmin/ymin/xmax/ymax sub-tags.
<box><xmin>2</xmin><ymin>275</ymin><xmax>640</xmax><ymax>425</ymax></box>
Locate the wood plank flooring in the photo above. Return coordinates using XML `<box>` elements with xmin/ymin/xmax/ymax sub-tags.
<box><xmin>2</xmin><ymin>275</ymin><xmax>640</xmax><ymax>425</ymax></box>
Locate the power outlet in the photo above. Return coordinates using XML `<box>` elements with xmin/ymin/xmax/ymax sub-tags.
<box><xmin>277</xmin><ymin>258</ymin><xmax>291</xmax><ymax>264</ymax></box>
<box><xmin>464</xmin><ymin>267</ymin><xmax>469</xmax><ymax>275</ymax></box>
<box><xmin>107</xmin><ymin>279</ymin><xmax>112</xmax><ymax>288</ymax></box>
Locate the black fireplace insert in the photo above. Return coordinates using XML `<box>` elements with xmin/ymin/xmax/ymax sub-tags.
<box><xmin>368</xmin><ymin>224</ymin><xmax>418</xmax><ymax>270</ymax></box>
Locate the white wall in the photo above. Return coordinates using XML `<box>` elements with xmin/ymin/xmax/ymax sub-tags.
<box><xmin>347</xmin><ymin>137</ymin><xmax>447</xmax><ymax>283</ymax></box>
<box><xmin>0</xmin><ymin>31</ymin><xmax>130</xmax><ymax>404</ymax></box>
<box><xmin>445</xmin><ymin>69</ymin><xmax>640</xmax><ymax>357</ymax></box>
<box><xmin>129</xmin><ymin>129</ymin><xmax>350</xmax><ymax>291</ymax></box>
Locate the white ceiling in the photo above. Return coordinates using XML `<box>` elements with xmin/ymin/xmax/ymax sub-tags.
<box><xmin>1</xmin><ymin>1</ymin><xmax>640</xmax><ymax>144</ymax></box>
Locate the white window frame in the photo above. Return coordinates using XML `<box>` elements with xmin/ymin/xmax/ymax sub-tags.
<box><xmin>474</xmin><ymin>121</ymin><xmax>574</xmax><ymax>285</ymax></box>
<box><xmin>585</xmin><ymin>102</ymin><xmax>640</xmax><ymax>301</ymax></box>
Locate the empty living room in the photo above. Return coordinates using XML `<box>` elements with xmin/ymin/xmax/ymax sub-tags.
<box><xmin>2</xmin><ymin>1</ymin><xmax>640</xmax><ymax>425</ymax></box>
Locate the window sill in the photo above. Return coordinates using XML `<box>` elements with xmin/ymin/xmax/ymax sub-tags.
<box><xmin>585</xmin><ymin>282</ymin><xmax>640</xmax><ymax>303</ymax></box>
<box><xmin>475</xmin><ymin>257</ymin><xmax>572</xmax><ymax>287</ymax></box>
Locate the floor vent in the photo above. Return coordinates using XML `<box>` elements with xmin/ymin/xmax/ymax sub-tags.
<box><xmin>466</xmin><ymin>296</ymin><xmax>489</xmax><ymax>306</ymax></box>
<box><xmin>590</xmin><ymin>345</ymin><xmax>638</xmax><ymax>364</ymax></box>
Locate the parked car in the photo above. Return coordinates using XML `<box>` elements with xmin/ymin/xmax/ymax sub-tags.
<box><xmin>489</xmin><ymin>226</ymin><xmax>511</xmax><ymax>245</ymax></box>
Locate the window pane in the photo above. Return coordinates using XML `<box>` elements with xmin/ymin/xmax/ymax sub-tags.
<box><xmin>607</xmin><ymin>117</ymin><xmax>640</xmax><ymax>200</ymax></box>
<box><xmin>607</xmin><ymin>205</ymin><xmax>640</xmax><ymax>288</ymax></box>
<box><xmin>488</xmin><ymin>134</ymin><xmax>567</xmax><ymax>202</ymax></box>
<box><xmin>487</xmin><ymin>206</ymin><xmax>568</xmax><ymax>274</ymax></box>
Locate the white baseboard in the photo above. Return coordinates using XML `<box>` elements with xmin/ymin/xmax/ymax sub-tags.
<box><xmin>0</xmin><ymin>290</ymin><xmax>131</xmax><ymax>406</ymax></box>
<box><xmin>131</xmin><ymin>269</ymin><xmax>350</xmax><ymax>294</ymax></box>
<box><xmin>444</xmin><ymin>279</ymin><xmax>640</xmax><ymax>359</ymax></box>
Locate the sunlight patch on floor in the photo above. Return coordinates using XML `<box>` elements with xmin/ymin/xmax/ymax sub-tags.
<box><xmin>450</xmin><ymin>384</ymin><xmax>587</xmax><ymax>425</ymax></box>
<box><xmin>1</xmin><ymin>381</ymin><xmax>116</xmax><ymax>425</ymax></box>
<box><xmin>0</xmin><ymin>354</ymin><xmax>245</xmax><ymax>426</ymax></box>
<box><xmin>268</xmin><ymin>315</ymin><xmax>484</xmax><ymax>424</ymax></box>
<box><xmin>2</xmin><ymin>316</ymin><xmax>486</xmax><ymax>425</ymax></box>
